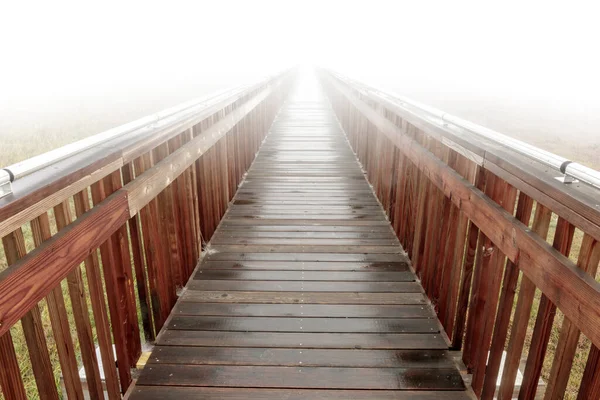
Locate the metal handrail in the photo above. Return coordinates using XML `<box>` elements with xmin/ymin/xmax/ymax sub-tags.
<box><xmin>0</xmin><ymin>70</ymin><xmax>288</xmax><ymax>198</ymax></box>
<box><xmin>330</xmin><ymin>71</ymin><xmax>600</xmax><ymax>189</ymax></box>
<box><xmin>1</xmin><ymin>86</ymin><xmax>238</xmax><ymax>182</ymax></box>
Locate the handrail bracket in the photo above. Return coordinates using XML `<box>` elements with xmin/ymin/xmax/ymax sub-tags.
<box><xmin>0</xmin><ymin>171</ymin><xmax>12</xmax><ymax>199</ymax></box>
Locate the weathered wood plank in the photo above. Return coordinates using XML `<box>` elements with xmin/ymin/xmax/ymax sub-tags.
<box><xmin>2</xmin><ymin>229</ymin><xmax>59</xmax><ymax>400</ymax></box>
<box><xmin>167</xmin><ymin>316</ymin><xmax>439</xmax><ymax>333</ymax></box>
<box><xmin>205</xmin><ymin>252</ymin><xmax>409</xmax><ymax>262</ymax></box>
<box><xmin>481</xmin><ymin>192</ymin><xmax>535</xmax><ymax>398</ymax></box>
<box><xmin>148</xmin><ymin>347</ymin><xmax>454</xmax><ymax>367</ymax></box>
<box><xmin>209</xmin><ymin>244</ymin><xmax>402</xmax><ymax>253</ymax></box>
<box><xmin>70</xmin><ymin>193</ymin><xmax>121</xmax><ymax>399</ymax></box>
<box><xmin>211</xmin><ymin>237</ymin><xmax>399</xmax><ymax>245</ymax></box>
<box><xmin>89</xmin><ymin>180</ymin><xmax>133</xmax><ymax>391</ymax></box>
<box><xmin>121</xmin><ymin>163</ymin><xmax>154</xmax><ymax>341</ymax></box>
<box><xmin>134</xmin><ymin>153</ymin><xmax>171</xmax><ymax>331</ymax></box>
<box><xmin>173</xmin><ymin>303</ymin><xmax>433</xmax><ymax>318</ymax></box>
<box><xmin>30</xmin><ymin>214</ymin><xmax>86</xmax><ymax>400</ymax></box>
<box><xmin>194</xmin><ymin>270</ymin><xmax>413</xmax><ymax>281</ymax></box>
<box><xmin>53</xmin><ymin>201</ymin><xmax>104</xmax><ymax>400</ymax></box>
<box><xmin>187</xmin><ymin>280</ymin><xmax>420</xmax><ymax>292</ymax></box>
<box><xmin>497</xmin><ymin>203</ymin><xmax>553</xmax><ymax>399</ymax></box>
<box><xmin>129</xmin><ymin>387</ymin><xmax>472</xmax><ymax>400</ymax></box>
<box><xmin>545</xmin><ymin>233</ymin><xmax>600</xmax><ymax>399</ymax></box>
<box><xmin>0</xmin><ymin>333</ymin><xmax>28</xmax><ymax>400</ymax></box>
<box><xmin>198</xmin><ymin>260</ymin><xmax>410</xmax><ymax>271</ymax></box>
<box><xmin>136</xmin><ymin>365</ymin><xmax>464</xmax><ymax>390</ymax></box>
<box><xmin>519</xmin><ymin>216</ymin><xmax>575</xmax><ymax>399</ymax></box>
<box><xmin>180</xmin><ymin>291</ymin><xmax>426</xmax><ymax>304</ymax></box>
<box><xmin>579</xmin><ymin>345</ymin><xmax>600</xmax><ymax>399</ymax></box>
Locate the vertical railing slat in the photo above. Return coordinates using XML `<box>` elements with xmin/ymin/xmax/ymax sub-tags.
<box><xmin>546</xmin><ymin>233</ymin><xmax>600</xmax><ymax>399</ymax></box>
<box><xmin>2</xmin><ymin>229</ymin><xmax>59</xmax><ymax>400</ymax></box>
<box><xmin>451</xmin><ymin>165</ymin><xmax>485</xmax><ymax>349</ymax></box>
<box><xmin>153</xmin><ymin>143</ymin><xmax>184</xmax><ymax>297</ymax></box>
<box><xmin>519</xmin><ymin>216</ymin><xmax>575</xmax><ymax>399</ymax></box>
<box><xmin>71</xmin><ymin>191</ymin><xmax>122</xmax><ymax>399</ymax></box>
<box><xmin>443</xmin><ymin>158</ymin><xmax>480</xmax><ymax>337</ymax></box>
<box><xmin>0</xmin><ymin>333</ymin><xmax>28</xmax><ymax>400</ymax></box>
<box><xmin>166</xmin><ymin>135</ymin><xmax>189</xmax><ymax>287</ymax></box>
<box><xmin>107</xmin><ymin>170</ymin><xmax>143</xmax><ymax>363</ymax></box>
<box><xmin>133</xmin><ymin>153</ymin><xmax>172</xmax><ymax>331</ymax></box>
<box><xmin>30</xmin><ymin>214</ymin><xmax>86</xmax><ymax>400</ymax></box>
<box><xmin>579</xmin><ymin>345</ymin><xmax>600</xmax><ymax>399</ymax></box>
<box><xmin>411</xmin><ymin>170</ymin><xmax>431</xmax><ymax>272</ymax></box>
<box><xmin>496</xmin><ymin>203</ymin><xmax>553</xmax><ymax>399</ymax></box>
<box><xmin>481</xmin><ymin>192</ymin><xmax>535</xmax><ymax>398</ymax></box>
<box><xmin>435</xmin><ymin>149</ymin><xmax>460</xmax><ymax>322</ymax></box>
<box><xmin>121</xmin><ymin>163</ymin><xmax>155</xmax><ymax>342</ymax></box>
<box><xmin>463</xmin><ymin>171</ymin><xmax>499</xmax><ymax>369</ymax></box>
<box><xmin>90</xmin><ymin>178</ymin><xmax>133</xmax><ymax>392</ymax></box>
<box><xmin>471</xmin><ymin>181</ymin><xmax>518</xmax><ymax>394</ymax></box>
<box><xmin>53</xmin><ymin>201</ymin><xmax>104</xmax><ymax>400</ymax></box>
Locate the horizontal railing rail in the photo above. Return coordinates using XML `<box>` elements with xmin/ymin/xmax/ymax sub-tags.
<box><xmin>0</xmin><ymin>69</ymin><xmax>294</xmax><ymax>399</ymax></box>
<box><xmin>319</xmin><ymin>69</ymin><xmax>600</xmax><ymax>400</ymax></box>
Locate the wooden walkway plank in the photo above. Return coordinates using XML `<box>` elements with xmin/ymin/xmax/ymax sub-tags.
<box><xmin>148</xmin><ymin>347</ymin><xmax>455</xmax><ymax>367</ymax></box>
<box><xmin>180</xmin><ymin>290</ymin><xmax>427</xmax><ymax>304</ymax></box>
<box><xmin>187</xmin><ymin>280</ymin><xmax>422</xmax><ymax>292</ymax></box>
<box><xmin>173</xmin><ymin>303</ymin><xmax>434</xmax><ymax>318</ymax></box>
<box><xmin>136</xmin><ymin>365</ymin><xmax>464</xmax><ymax>390</ymax></box>
<box><xmin>131</xmin><ymin>387</ymin><xmax>472</xmax><ymax>400</ymax></box>
<box><xmin>130</xmin><ymin>73</ymin><xmax>466</xmax><ymax>399</ymax></box>
<box><xmin>156</xmin><ymin>330</ymin><xmax>450</xmax><ymax>349</ymax></box>
<box><xmin>196</xmin><ymin>260</ymin><xmax>411</xmax><ymax>271</ymax></box>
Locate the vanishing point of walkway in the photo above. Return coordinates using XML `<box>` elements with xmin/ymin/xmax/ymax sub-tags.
<box><xmin>129</xmin><ymin>77</ymin><xmax>469</xmax><ymax>399</ymax></box>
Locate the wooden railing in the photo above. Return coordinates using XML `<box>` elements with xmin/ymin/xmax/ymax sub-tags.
<box><xmin>319</xmin><ymin>70</ymin><xmax>600</xmax><ymax>399</ymax></box>
<box><xmin>0</xmin><ymin>70</ymin><xmax>293</xmax><ymax>399</ymax></box>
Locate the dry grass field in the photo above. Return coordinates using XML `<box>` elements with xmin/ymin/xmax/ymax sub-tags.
<box><xmin>0</xmin><ymin>83</ymin><xmax>598</xmax><ymax>399</ymax></box>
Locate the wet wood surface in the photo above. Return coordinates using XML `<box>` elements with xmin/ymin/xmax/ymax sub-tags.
<box><xmin>130</xmin><ymin>77</ymin><xmax>467</xmax><ymax>399</ymax></box>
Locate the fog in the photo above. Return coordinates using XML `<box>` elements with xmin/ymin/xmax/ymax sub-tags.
<box><xmin>1</xmin><ymin>0</ymin><xmax>599</xmax><ymax>167</ymax></box>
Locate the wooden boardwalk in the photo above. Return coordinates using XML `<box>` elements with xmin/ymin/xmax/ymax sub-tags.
<box><xmin>130</xmin><ymin>77</ymin><xmax>469</xmax><ymax>399</ymax></box>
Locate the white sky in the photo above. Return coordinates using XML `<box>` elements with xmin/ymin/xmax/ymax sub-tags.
<box><xmin>1</xmin><ymin>0</ymin><xmax>599</xmax><ymax>109</ymax></box>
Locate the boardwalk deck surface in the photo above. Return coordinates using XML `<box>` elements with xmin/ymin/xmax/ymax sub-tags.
<box><xmin>130</xmin><ymin>77</ymin><xmax>469</xmax><ymax>399</ymax></box>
